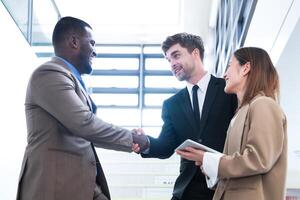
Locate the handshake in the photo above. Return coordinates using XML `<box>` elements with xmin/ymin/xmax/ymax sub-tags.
<box><xmin>131</xmin><ymin>128</ymin><xmax>149</xmax><ymax>154</ymax></box>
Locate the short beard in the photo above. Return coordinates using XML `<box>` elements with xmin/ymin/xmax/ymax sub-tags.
<box><xmin>83</xmin><ymin>64</ymin><xmax>93</xmax><ymax>74</ymax></box>
<box><xmin>175</xmin><ymin>73</ymin><xmax>187</xmax><ymax>81</ymax></box>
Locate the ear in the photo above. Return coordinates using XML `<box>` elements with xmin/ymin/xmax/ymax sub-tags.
<box><xmin>192</xmin><ymin>48</ymin><xmax>199</xmax><ymax>57</ymax></box>
<box><xmin>68</xmin><ymin>35</ymin><xmax>80</xmax><ymax>49</ymax></box>
<box><xmin>192</xmin><ymin>48</ymin><xmax>202</xmax><ymax>61</ymax></box>
<box><xmin>241</xmin><ymin>62</ymin><xmax>251</xmax><ymax>76</ymax></box>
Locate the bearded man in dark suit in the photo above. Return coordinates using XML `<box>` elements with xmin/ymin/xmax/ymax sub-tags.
<box><xmin>134</xmin><ymin>33</ymin><xmax>237</xmax><ymax>200</ymax></box>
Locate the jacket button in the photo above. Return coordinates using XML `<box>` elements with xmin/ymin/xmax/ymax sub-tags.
<box><xmin>198</xmin><ymin>139</ymin><xmax>202</xmax><ymax>143</ymax></box>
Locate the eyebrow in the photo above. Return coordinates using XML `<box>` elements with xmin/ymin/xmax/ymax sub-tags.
<box><xmin>165</xmin><ymin>49</ymin><xmax>180</xmax><ymax>60</ymax></box>
<box><xmin>170</xmin><ymin>50</ymin><xmax>180</xmax><ymax>57</ymax></box>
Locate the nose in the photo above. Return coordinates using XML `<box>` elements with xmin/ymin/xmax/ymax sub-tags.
<box><xmin>92</xmin><ymin>50</ymin><xmax>97</xmax><ymax>58</ymax></box>
<box><xmin>170</xmin><ymin>60</ymin><xmax>177</xmax><ymax>69</ymax></box>
<box><xmin>91</xmin><ymin>44</ymin><xmax>97</xmax><ymax>57</ymax></box>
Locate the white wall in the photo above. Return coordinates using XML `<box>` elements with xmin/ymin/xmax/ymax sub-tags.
<box><xmin>0</xmin><ymin>3</ymin><xmax>38</xmax><ymax>199</ymax></box>
<box><xmin>244</xmin><ymin>0</ymin><xmax>300</xmax><ymax>189</ymax></box>
<box><xmin>276</xmin><ymin>18</ymin><xmax>300</xmax><ymax>189</ymax></box>
<box><xmin>244</xmin><ymin>0</ymin><xmax>299</xmax><ymax>63</ymax></box>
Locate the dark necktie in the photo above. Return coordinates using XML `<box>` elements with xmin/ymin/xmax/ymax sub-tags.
<box><xmin>192</xmin><ymin>85</ymin><xmax>200</xmax><ymax>129</ymax></box>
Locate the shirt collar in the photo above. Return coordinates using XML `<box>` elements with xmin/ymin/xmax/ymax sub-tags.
<box><xmin>186</xmin><ymin>72</ymin><xmax>211</xmax><ymax>95</ymax></box>
<box><xmin>55</xmin><ymin>56</ymin><xmax>82</xmax><ymax>80</ymax></box>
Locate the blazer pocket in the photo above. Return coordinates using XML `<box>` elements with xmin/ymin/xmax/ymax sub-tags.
<box><xmin>223</xmin><ymin>176</ymin><xmax>264</xmax><ymax>200</ymax></box>
<box><xmin>223</xmin><ymin>188</ymin><xmax>260</xmax><ymax>200</ymax></box>
<box><xmin>226</xmin><ymin>175</ymin><xmax>261</xmax><ymax>190</ymax></box>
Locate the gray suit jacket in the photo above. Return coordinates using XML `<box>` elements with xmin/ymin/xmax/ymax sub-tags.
<box><xmin>17</xmin><ymin>57</ymin><xmax>133</xmax><ymax>200</ymax></box>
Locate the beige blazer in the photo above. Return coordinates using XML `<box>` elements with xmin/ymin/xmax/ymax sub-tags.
<box><xmin>213</xmin><ymin>94</ymin><xmax>287</xmax><ymax>200</ymax></box>
<box><xmin>16</xmin><ymin>57</ymin><xmax>133</xmax><ymax>200</ymax></box>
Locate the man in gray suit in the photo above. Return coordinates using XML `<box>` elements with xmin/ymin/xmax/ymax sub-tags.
<box><xmin>16</xmin><ymin>16</ymin><xmax>148</xmax><ymax>200</ymax></box>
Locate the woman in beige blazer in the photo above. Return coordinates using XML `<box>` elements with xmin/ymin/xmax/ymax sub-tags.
<box><xmin>176</xmin><ymin>47</ymin><xmax>287</xmax><ymax>200</ymax></box>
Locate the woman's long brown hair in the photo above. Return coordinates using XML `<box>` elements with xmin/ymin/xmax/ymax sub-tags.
<box><xmin>234</xmin><ymin>47</ymin><xmax>280</xmax><ymax>106</ymax></box>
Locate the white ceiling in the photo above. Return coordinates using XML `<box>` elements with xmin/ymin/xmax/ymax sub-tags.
<box><xmin>32</xmin><ymin>0</ymin><xmax>213</xmax><ymax>44</ymax></box>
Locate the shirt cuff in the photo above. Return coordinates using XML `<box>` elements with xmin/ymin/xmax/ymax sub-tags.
<box><xmin>203</xmin><ymin>152</ymin><xmax>223</xmax><ymax>188</ymax></box>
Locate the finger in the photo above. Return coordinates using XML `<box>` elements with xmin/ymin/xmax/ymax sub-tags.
<box><xmin>132</xmin><ymin>143</ymin><xmax>140</xmax><ymax>152</ymax></box>
<box><xmin>195</xmin><ymin>161</ymin><xmax>201</xmax><ymax>166</ymax></box>
<box><xmin>175</xmin><ymin>150</ymin><xmax>189</xmax><ymax>156</ymax></box>
<box><xmin>133</xmin><ymin>147</ymin><xmax>140</xmax><ymax>153</ymax></box>
<box><xmin>179</xmin><ymin>150</ymin><xmax>193</xmax><ymax>156</ymax></box>
<box><xmin>176</xmin><ymin>151</ymin><xmax>193</xmax><ymax>160</ymax></box>
<box><xmin>185</xmin><ymin>146</ymin><xmax>200</xmax><ymax>152</ymax></box>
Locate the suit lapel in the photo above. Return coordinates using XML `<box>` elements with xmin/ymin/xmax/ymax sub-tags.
<box><xmin>80</xmin><ymin>86</ymin><xmax>93</xmax><ymax>111</ymax></box>
<box><xmin>227</xmin><ymin>94</ymin><xmax>264</xmax><ymax>154</ymax></box>
<box><xmin>227</xmin><ymin>104</ymin><xmax>249</xmax><ymax>154</ymax></box>
<box><xmin>51</xmin><ymin>57</ymin><xmax>94</xmax><ymax>112</ymax></box>
<box><xmin>198</xmin><ymin>76</ymin><xmax>218</xmax><ymax>137</ymax></box>
<box><xmin>71</xmin><ymin>73</ymin><xmax>94</xmax><ymax>112</ymax></box>
<box><xmin>177</xmin><ymin>88</ymin><xmax>199</xmax><ymax>133</ymax></box>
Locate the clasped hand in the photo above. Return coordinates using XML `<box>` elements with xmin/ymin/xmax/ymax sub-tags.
<box><xmin>131</xmin><ymin>128</ymin><xmax>149</xmax><ymax>154</ymax></box>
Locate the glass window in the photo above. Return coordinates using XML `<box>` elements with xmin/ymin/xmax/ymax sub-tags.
<box><xmin>31</xmin><ymin>45</ymin><xmax>54</xmax><ymax>53</ymax></box>
<box><xmin>145</xmin><ymin>76</ymin><xmax>185</xmax><ymax>89</ymax></box>
<box><xmin>142</xmin><ymin>126</ymin><xmax>162</xmax><ymax>138</ymax></box>
<box><xmin>145</xmin><ymin>58</ymin><xmax>170</xmax><ymax>71</ymax></box>
<box><xmin>83</xmin><ymin>75</ymin><xmax>139</xmax><ymax>88</ymax></box>
<box><xmin>2</xmin><ymin>0</ymin><xmax>29</xmax><ymax>41</ymax></box>
<box><xmin>97</xmin><ymin>108</ymin><xmax>140</xmax><ymax>127</ymax></box>
<box><xmin>142</xmin><ymin>108</ymin><xmax>163</xmax><ymax>126</ymax></box>
<box><xmin>32</xmin><ymin>0</ymin><xmax>59</xmax><ymax>44</ymax></box>
<box><xmin>144</xmin><ymin>93</ymin><xmax>173</xmax><ymax>106</ymax></box>
<box><xmin>96</xmin><ymin>46</ymin><xmax>141</xmax><ymax>54</ymax></box>
<box><xmin>92</xmin><ymin>57</ymin><xmax>139</xmax><ymax>70</ymax></box>
<box><xmin>91</xmin><ymin>93</ymin><xmax>138</xmax><ymax>106</ymax></box>
<box><xmin>143</xmin><ymin>46</ymin><xmax>163</xmax><ymax>54</ymax></box>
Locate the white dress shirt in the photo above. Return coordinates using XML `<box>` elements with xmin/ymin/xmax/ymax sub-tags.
<box><xmin>186</xmin><ymin>72</ymin><xmax>211</xmax><ymax>118</ymax></box>
<box><xmin>144</xmin><ymin>73</ymin><xmax>211</xmax><ymax>155</ymax></box>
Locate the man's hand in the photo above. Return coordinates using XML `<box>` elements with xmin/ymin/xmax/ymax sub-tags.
<box><xmin>131</xmin><ymin>128</ymin><xmax>149</xmax><ymax>154</ymax></box>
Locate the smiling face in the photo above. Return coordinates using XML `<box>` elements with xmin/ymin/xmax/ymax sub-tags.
<box><xmin>165</xmin><ymin>43</ymin><xmax>198</xmax><ymax>82</ymax></box>
<box><xmin>77</xmin><ymin>27</ymin><xmax>97</xmax><ymax>74</ymax></box>
<box><xmin>224</xmin><ymin>55</ymin><xmax>250</xmax><ymax>101</ymax></box>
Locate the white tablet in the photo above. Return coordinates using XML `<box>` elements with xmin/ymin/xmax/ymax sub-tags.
<box><xmin>175</xmin><ymin>139</ymin><xmax>219</xmax><ymax>153</ymax></box>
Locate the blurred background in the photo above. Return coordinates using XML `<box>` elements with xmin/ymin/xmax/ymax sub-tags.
<box><xmin>0</xmin><ymin>0</ymin><xmax>299</xmax><ymax>199</ymax></box>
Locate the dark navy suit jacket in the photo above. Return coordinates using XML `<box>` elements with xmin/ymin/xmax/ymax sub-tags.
<box><xmin>142</xmin><ymin>75</ymin><xmax>237</xmax><ymax>199</ymax></box>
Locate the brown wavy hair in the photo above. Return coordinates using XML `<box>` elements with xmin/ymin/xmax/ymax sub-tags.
<box><xmin>161</xmin><ymin>32</ymin><xmax>205</xmax><ymax>61</ymax></box>
<box><xmin>234</xmin><ymin>47</ymin><xmax>280</xmax><ymax>106</ymax></box>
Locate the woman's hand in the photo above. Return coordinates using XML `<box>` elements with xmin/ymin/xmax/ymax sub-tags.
<box><xmin>176</xmin><ymin>147</ymin><xmax>205</xmax><ymax>166</ymax></box>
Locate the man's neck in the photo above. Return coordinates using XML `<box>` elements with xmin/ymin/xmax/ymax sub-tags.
<box><xmin>188</xmin><ymin>71</ymin><xmax>208</xmax><ymax>85</ymax></box>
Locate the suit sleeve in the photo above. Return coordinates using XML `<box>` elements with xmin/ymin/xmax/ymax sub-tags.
<box><xmin>142</xmin><ymin>100</ymin><xmax>178</xmax><ymax>159</ymax></box>
<box><xmin>30</xmin><ymin>68</ymin><xmax>133</xmax><ymax>152</ymax></box>
<box><xmin>218</xmin><ymin>98</ymin><xmax>286</xmax><ymax>178</ymax></box>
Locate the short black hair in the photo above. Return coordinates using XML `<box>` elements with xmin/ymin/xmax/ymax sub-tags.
<box><xmin>162</xmin><ymin>32</ymin><xmax>205</xmax><ymax>61</ymax></box>
<box><xmin>52</xmin><ymin>16</ymin><xmax>92</xmax><ymax>47</ymax></box>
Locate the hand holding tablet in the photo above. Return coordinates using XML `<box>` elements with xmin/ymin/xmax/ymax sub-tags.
<box><xmin>175</xmin><ymin>139</ymin><xmax>219</xmax><ymax>153</ymax></box>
